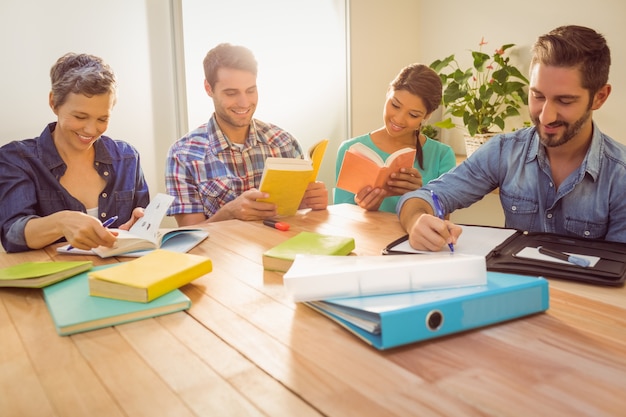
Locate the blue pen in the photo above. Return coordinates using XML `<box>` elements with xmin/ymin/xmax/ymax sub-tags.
<box><xmin>66</xmin><ymin>215</ymin><xmax>119</xmax><ymax>251</ymax></box>
<box><xmin>430</xmin><ymin>190</ymin><xmax>454</xmax><ymax>252</ymax></box>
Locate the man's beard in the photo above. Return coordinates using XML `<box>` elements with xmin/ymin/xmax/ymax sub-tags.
<box><xmin>532</xmin><ymin>108</ymin><xmax>592</xmax><ymax>148</ymax></box>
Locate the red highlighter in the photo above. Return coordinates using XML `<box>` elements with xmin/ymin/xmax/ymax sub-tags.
<box><xmin>263</xmin><ymin>219</ymin><xmax>290</xmax><ymax>231</ymax></box>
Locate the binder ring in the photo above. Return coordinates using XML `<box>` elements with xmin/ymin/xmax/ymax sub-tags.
<box><xmin>426</xmin><ymin>310</ymin><xmax>443</xmax><ymax>331</ymax></box>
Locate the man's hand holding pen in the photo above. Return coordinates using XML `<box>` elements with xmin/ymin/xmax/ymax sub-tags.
<box><xmin>407</xmin><ymin>212</ymin><xmax>462</xmax><ymax>252</ymax></box>
<box><xmin>402</xmin><ymin>191</ymin><xmax>462</xmax><ymax>252</ymax></box>
<box><xmin>431</xmin><ymin>191</ymin><xmax>455</xmax><ymax>252</ymax></box>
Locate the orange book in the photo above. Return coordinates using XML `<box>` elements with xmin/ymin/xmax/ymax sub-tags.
<box><xmin>336</xmin><ymin>143</ymin><xmax>416</xmax><ymax>194</ymax></box>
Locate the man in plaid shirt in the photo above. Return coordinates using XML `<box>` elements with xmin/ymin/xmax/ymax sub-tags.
<box><xmin>165</xmin><ymin>43</ymin><xmax>328</xmax><ymax>226</ymax></box>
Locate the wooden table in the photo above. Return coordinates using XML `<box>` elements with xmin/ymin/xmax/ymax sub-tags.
<box><xmin>1</xmin><ymin>204</ymin><xmax>625</xmax><ymax>416</ymax></box>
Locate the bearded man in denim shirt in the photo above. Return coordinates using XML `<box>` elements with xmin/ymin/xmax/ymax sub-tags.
<box><xmin>397</xmin><ymin>25</ymin><xmax>626</xmax><ymax>251</ymax></box>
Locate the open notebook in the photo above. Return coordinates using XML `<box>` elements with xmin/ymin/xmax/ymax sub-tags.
<box><xmin>383</xmin><ymin>225</ymin><xmax>626</xmax><ymax>286</ymax></box>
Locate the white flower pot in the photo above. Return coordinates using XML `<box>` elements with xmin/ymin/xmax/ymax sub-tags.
<box><xmin>463</xmin><ymin>132</ymin><xmax>497</xmax><ymax>157</ymax></box>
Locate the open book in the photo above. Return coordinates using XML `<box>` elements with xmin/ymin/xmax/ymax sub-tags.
<box><xmin>257</xmin><ymin>139</ymin><xmax>328</xmax><ymax>216</ymax></box>
<box><xmin>336</xmin><ymin>143</ymin><xmax>416</xmax><ymax>194</ymax></box>
<box><xmin>57</xmin><ymin>193</ymin><xmax>209</xmax><ymax>258</ymax></box>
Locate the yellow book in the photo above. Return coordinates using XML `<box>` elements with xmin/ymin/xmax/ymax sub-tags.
<box><xmin>258</xmin><ymin>139</ymin><xmax>328</xmax><ymax>216</ymax></box>
<box><xmin>262</xmin><ymin>231</ymin><xmax>355</xmax><ymax>273</ymax></box>
<box><xmin>88</xmin><ymin>250</ymin><xmax>212</xmax><ymax>302</ymax></box>
<box><xmin>308</xmin><ymin>138</ymin><xmax>329</xmax><ymax>181</ymax></box>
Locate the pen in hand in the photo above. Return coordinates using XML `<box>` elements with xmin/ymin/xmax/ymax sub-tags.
<box><xmin>431</xmin><ymin>190</ymin><xmax>454</xmax><ymax>252</ymax></box>
<box><xmin>66</xmin><ymin>215</ymin><xmax>119</xmax><ymax>251</ymax></box>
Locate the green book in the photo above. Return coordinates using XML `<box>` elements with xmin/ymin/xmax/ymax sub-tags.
<box><xmin>0</xmin><ymin>261</ymin><xmax>92</xmax><ymax>288</ymax></box>
<box><xmin>262</xmin><ymin>231</ymin><xmax>355</xmax><ymax>273</ymax></box>
<box><xmin>43</xmin><ymin>265</ymin><xmax>191</xmax><ymax>336</ymax></box>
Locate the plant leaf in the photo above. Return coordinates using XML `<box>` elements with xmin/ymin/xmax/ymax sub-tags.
<box><xmin>434</xmin><ymin>118</ymin><xmax>456</xmax><ymax>129</ymax></box>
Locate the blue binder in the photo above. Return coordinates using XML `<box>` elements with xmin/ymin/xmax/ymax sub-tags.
<box><xmin>305</xmin><ymin>272</ymin><xmax>549</xmax><ymax>350</ymax></box>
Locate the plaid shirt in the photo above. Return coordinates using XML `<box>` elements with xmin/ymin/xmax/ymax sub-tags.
<box><xmin>166</xmin><ymin>114</ymin><xmax>303</xmax><ymax>219</ymax></box>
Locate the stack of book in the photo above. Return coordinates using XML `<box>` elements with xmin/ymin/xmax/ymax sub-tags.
<box><xmin>43</xmin><ymin>250</ymin><xmax>213</xmax><ymax>336</ymax></box>
<box><xmin>283</xmin><ymin>251</ymin><xmax>549</xmax><ymax>350</ymax></box>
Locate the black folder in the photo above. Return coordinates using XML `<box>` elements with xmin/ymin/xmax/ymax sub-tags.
<box><xmin>485</xmin><ymin>231</ymin><xmax>626</xmax><ymax>286</ymax></box>
<box><xmin>383</xmin><ymin>229</ymin><xmax>626</xmax><ymax>286</ymax></box>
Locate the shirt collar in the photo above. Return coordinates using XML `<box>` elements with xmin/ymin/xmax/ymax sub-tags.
<box><xmin>207</xmin><ymin>114</ymin><xmax>267</xmax><ymax>154</ymax></box>
<box><xmin>38</xmin><ymin>123</ymin><xmax>65</xmax><ymax>170</ymax></box>
<box><xmin>583</xmin><ymin>122</ymin><xmax>602</xmax><ymax>181</ymax></box>
<box><xmin>38</xmin><ymin>122</ymin><xmax>113</xmax><ymax>171</ymax></box>
<box><xmin>527</xmin><ymin>128</ymin><xmax>540</xmax><ymax>163</ymax></box>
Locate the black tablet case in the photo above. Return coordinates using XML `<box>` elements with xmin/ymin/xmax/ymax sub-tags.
<box><xmin>486</xmin><ymin>231</ymin><xmax>626</xmax><ymax>286</ymax></box>
<box><xmin>383</xmin><ymin>231</ymin><xmax>626</xmax><ymax>286</ymax></box>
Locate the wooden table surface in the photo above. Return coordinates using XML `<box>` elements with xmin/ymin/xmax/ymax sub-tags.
<box><xmin>1</xmin><ymin>204</ymin><xmax>625</xmax><ymax>417</ymax></box>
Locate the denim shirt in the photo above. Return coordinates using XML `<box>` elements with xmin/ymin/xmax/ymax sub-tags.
<box><xmin>0</xmin><ymin>123</ymin><xmax>150</xmax><ymax>252</ymax></box>
<box><xmin>397</xmin><ymin>124</ymin><xmax>626</xmax><ymax>243</ymax></box>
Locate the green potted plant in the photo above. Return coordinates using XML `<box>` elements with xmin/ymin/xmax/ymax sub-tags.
<box><xmin>421</xmin><ymin>124</ymin><xmax>439</xmax><ymax>141</ymax></box>
<box><xmin>429</xmin><ymin>38</ymin><xmax>529</xmax><ymax>155</ymax></box>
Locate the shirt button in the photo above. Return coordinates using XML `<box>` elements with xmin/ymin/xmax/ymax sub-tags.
<box><xmin>584</xmin><ymin>230</ymin><xmax>591</xmax><ymax>236</ymax></box>
<box><xmin>547</xmin><ymin>213</ymin><xmax>553</xmax><ymax>219</ymax></box>
<box><xmin>511</xmin><ymin>206</ymin><xmax>517</xmax><ymax>211</ymax></box>
<box><xmin>102</xmin><ymin>193</ymin><xmax>108</xmax><ymax>198</ymax></box>
<box><xmin>103</xmin><ymin>171</ymin><xmax>110</xmax><ymax>176</ymax></box>
<box><xmin>100</xmin><ymin>212</ymin><xmax>107</xmax><ymax>219</ymax></box>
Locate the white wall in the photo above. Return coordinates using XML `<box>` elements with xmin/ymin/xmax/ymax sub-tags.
<box><xmin>349</xmin><ymin>0</ymin><xmax>422</xmax><ymax>138</ymax></box>
<box><xmin>351</xmin><ymin>0</ymin><xmax>626</xmax><ymax>155</ymax></box>
<box><xmin>0</xmin><ymin>0</ymin><xmax>177</xmax><ymax>196</ymax></box>
<box><xmin>179</xmin><ymin>0</ymin><xmax>348</xmax><ymax>193</ymax></box>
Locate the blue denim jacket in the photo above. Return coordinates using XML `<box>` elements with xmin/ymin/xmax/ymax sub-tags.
<box><xmin>397</xmin><ymin>124</ymin><xmax>626</xmax><ymax>243</ymax></box>
<box><xmin>0</xmin><ymin>123</ymin><xmax>150</xmax><ymax>252</ymax></box>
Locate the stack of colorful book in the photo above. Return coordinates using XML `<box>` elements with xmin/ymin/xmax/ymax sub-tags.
<box><xmin>43</xmin><ymin>250</ymin><xmax>212</xmax><ymax>336</ymax></box>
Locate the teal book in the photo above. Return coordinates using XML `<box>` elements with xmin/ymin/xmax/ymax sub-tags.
<box><xmin>305</xmin><ymin>272</ymin><xmax>549</xmax><ymax>350</ymax></box>
<box><xmin>43</xmin><ymin>265</ymin><xmax>191</xmax><ymax>336</ymax></box>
